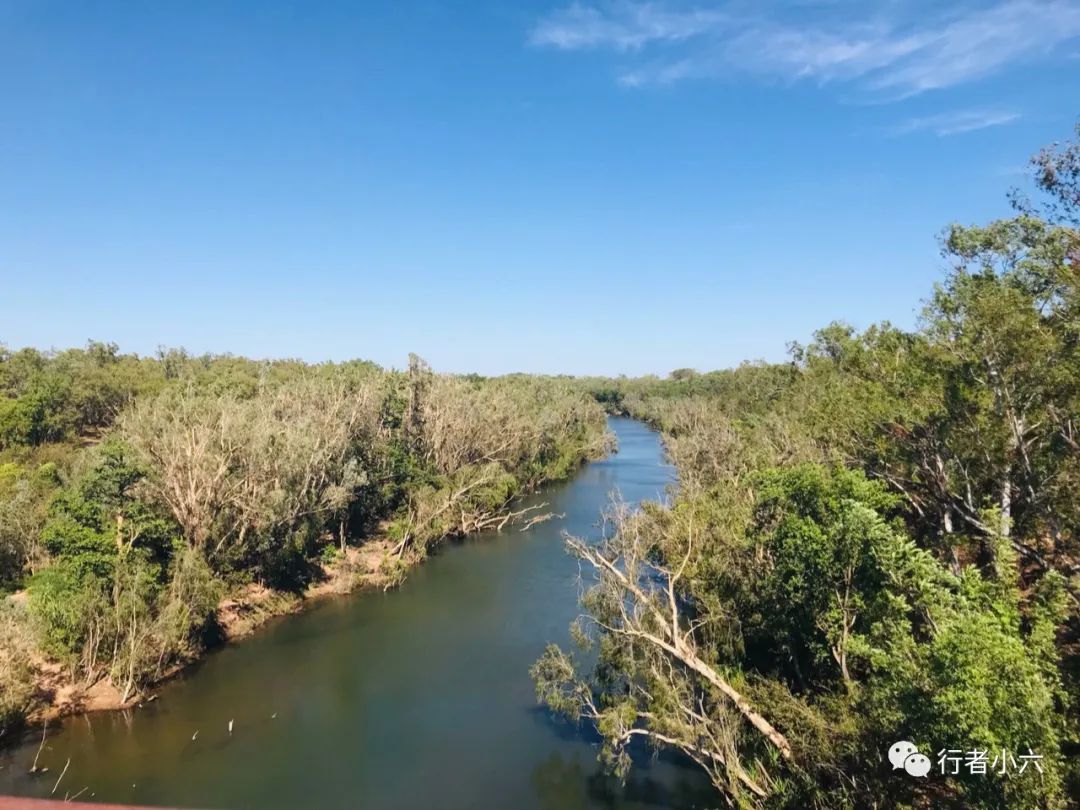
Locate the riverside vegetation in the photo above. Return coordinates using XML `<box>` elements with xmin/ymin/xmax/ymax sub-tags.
<box><xmin>3</xmin><ymin>125</ymin><xmax>1079</xmax><ymax>810</ymax></box>
<box><xmin>0</xmin><ymin>351</ymin><xmax>608</xmax><ymax>733</ymax></box>
<box><xmin>533</xmin><ymin>126</ymin><xmax>1080</xmax><ymax>807</ymax></box>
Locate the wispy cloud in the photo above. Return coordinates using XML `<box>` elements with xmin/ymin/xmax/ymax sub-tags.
<box><xmin>891</xmin><ymin>108</ymin><xmax>1021</xmax><ymax>136</ymax></box>
<box><xmin>530</xmin><ymin>2</ymin><xmax>726</xmax><ymax>50</ymax></box>
<box><xmin>530</xmin><ymin>0</ymin><xmax>1080</xmax><ymax>98</ymax></box>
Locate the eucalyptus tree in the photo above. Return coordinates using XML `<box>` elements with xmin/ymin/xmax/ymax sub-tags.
<box><xmin>541</xmin><ymin>123</ymin><xmax>1080</xmax><ymax>808</ymax></box>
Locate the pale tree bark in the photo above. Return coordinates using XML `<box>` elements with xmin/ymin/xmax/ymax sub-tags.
<box><xmin>566</xmin><ymin>529</ymin><xmax>793</xmax><ymax>762</ymax></box>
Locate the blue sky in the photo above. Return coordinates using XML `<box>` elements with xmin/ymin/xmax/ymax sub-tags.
<box><xmin>1</xmin><ymin>1</ymin><xmax>1078</xmax><ymax>375</ymax></box>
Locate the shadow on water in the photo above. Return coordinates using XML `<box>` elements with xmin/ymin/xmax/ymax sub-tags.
<box><xmin>0</xmin><ymin>418</ymin><xmax>716</xmax><ymax>809</ymax></box>
<box><xmin>528</xmin><ymin>707</ymin><xmax>716</xmax><ymax>809</ymax></box>
<box><xmin>531</xmin><ymin>750</ymin><xmax>711</xmax><ymax>810</ymax></box>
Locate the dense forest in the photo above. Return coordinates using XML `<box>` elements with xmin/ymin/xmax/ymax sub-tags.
<box><xmin>533</xmin><ymin>127</ymin><xmax>1080</xmax><ymax>807</ymax></box>
<box><xmin>0</xmin><ymin>350</ymin><xmax>608</xmax><ymax>734</ymax></box>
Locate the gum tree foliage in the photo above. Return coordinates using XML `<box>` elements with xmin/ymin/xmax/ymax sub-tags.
<box><xmin>28</xmin><ymin>439</ymin><xmax>220</xmax><ymax>703</ymax></box>
<box><xmin>540</xmin><ymin>126</ymin><xmax>1080</xmax><ymax>807</ymax></box>
<box><xmin>0</xmin><ymin>347</ymin><xmax>608</xmax><ymax>729</ymax></box>
<box><xmin>537</xmin><ymin>461</ymin><xmax>1068</xmax><ymax>807</ymax></box>
<box><xmin>117</xmin><ymin>374</ymin><xmax>386</xmax><ymax>586</ymax></box>
<box><xmin>0</xmin><ymin>342</ymin><xmax>164</xmax><ymax>449</ymax></box>
<box><xmin>0</xmin><ymin>601</ymin><xmax>36</xmax><ymax>733</ymax></box>
<box><xmin>377</xmin><ymin>359</ymin><xmax>610</xmax><ymax>573</ymax></box>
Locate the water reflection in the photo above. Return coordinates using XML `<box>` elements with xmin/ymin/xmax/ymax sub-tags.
<box><xmin>0</xmin><ymin>418</ymin><xmax>713</xmax><ymax>809</ymax></box>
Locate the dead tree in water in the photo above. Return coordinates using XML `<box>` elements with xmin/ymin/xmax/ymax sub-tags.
<box><xmin>532</xmin><ymin>502</ymin><xmax>791</xmax><ymax>804</ymax></box>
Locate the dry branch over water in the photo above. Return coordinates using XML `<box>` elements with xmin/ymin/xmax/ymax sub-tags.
<box><xmin>0</xmin><ymin>352</ymin><xmax>608</xmax><ymax>732</ymax></box>
<box><xmin>535</xmin><ymin>125</ymin><xmax>1080</xmax><ymax>808</ymax></box>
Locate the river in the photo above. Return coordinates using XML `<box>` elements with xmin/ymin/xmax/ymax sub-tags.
<box><xmin>0</xmin><ymin>418</ymin><xmax>716</xmax><ymax>809</ymax></box>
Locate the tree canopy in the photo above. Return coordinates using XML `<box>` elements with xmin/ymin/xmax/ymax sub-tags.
<box><xmin>0</xmin><ymin>350</ymin><xmax>608</xmax><ymax>727</ymax></box>
<box><xmin>538</xmin><ymin>124</ymin><xmax>1080</xmax><ymax>808</ymax></box>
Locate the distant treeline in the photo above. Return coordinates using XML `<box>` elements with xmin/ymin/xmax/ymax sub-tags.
<box><xmin>536</xmin><ymin>126</ymin><xmax>1080</xmax><ymax>807</ymax></box>
<box><xmin>0</xmin><ymin>349</ymin><xmax>608</xmax><ymax>731</ymax></box>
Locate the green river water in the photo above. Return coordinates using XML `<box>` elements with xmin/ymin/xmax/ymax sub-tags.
<box><xmin>0</xmin><ymin>417</ymin><xmax>715</xmax><ymax>809</ymax></box>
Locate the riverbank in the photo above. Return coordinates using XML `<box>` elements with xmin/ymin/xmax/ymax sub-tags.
<box><xmin>19</xmin><ymin>535</ymin><xmax>397</xmax><ymax>726</ymax></box>
<box><xmin>0</xmin><ymin>417</ymin><xmax>715</xmax><ymax>810</ymax></box>
<box><xmin>0</xmin><ymin>353</ymin><xmax>612</xmax><ymax>751</ymax></box>
<box><xmin>15</xmin><ymin>444</ymin><xmax>598</xmax><ymax>731</ymax></box>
